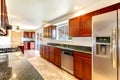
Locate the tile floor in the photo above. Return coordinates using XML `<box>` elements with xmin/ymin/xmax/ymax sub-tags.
<box><xmin>24</xmin><ymin>50</ymin><xmax>78</xmax><ymax>80</ymax></box>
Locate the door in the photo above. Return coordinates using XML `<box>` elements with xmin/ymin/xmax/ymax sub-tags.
<box><xmin>11</xmin><ymin>31</ymin><xmax>22</xmax><ymax>47</ymax></box>
<box><xmin>92</xmin><ymin>10</ymin><xmax>117</xmax><ymax>80</ymax></box>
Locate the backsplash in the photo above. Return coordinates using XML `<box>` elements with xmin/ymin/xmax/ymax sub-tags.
<box><xmin>47</xmin><ymin>42</ymin><xmax>92</xmax><ymax>52</ymax></box>
<box><xmin>42</xmin><ymin>37</ymin><xmax>92</xmax><ymax>47</ymax></box>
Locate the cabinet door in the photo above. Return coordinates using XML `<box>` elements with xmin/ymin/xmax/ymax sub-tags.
<box><xmin>50</xmin><ymin>47</ymin><xmax>55</xmax><ymax>63</ymax></box>
<box><xmin>74</xmin><ymin>59</ymin><xmax>84</xmax><ymax>79</ymax></box>
<box><xmin>42</xmin><ymin>46</ymin><xmax>46</xmax><ymax>58</ymax></box>
<box><xmin>52</xmin><ymin>26</ymin><xmax>56</xmax><ymax>39</ymax></box>
<box><xmin>31</xmin><ymin>32</ymin><xmax>35</xmax><ymax>38</ymax></box>
<box><xmin>30</xmin><ymin>42</ymin><xmax>35</xmax><ymax>50</ymax></box>
<box><xmin>54</xmin><ymin>48</ymin><xmax>61</xmax><ymax>67</ymax></box>
<box><xmin>40</xmin><ymin>45</ymin><xmax>43</xmax><ymax>57</ymax></box>
<box><xmin>80</xmin><ymin>14</ymin><xmax>92</xmax><ymax>36</ymax></box>
<box><xmin>84</xmin><ymin>59</ymin><xmax>91</xmax><ymax>80</ymax></box>
<box><xmin>69</xmin><ymin>17</ymin><xmax>80</xmax><ymax>37</ymax></box>
<box><xmin>24</xmin><ymin>42</ymin><xmax>29</xmax><ymax>50</ymax></box>
<box><xmin>54</xmin><ymin>54</ymin><xmax>61</xmax><ymax>67</ymax></box>
<box><xmin>45</xmin><ymin>46</ymin><xmax>50</xmax><ymax>60</ymax></box>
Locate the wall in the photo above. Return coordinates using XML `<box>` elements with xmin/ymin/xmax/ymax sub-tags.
<box><xmin>37</xmin><ymin>0</ymin><xmax>119</xmax><ymax>47</ymax></box>
<box><xmin>0</xmin><ymin>30</ymin><xmax>11</xmax><ymax>46</ymax></box>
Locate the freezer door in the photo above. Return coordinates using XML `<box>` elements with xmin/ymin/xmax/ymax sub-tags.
<box><xmin>92</xmin><ymin>10</ymin><xmax>118</xmax><ymax>80</ymax></box>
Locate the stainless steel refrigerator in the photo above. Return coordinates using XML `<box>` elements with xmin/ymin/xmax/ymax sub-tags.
<box><xmin>92</xmin><ymin>9</ymin><xmax>120</xmax><ymax>80</ymax></box>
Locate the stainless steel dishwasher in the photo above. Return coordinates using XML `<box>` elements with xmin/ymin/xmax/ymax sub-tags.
<box><xmin>61</xmin><ymin>49</ymin><xmax>73</xmax><ymax>74</ymax></box>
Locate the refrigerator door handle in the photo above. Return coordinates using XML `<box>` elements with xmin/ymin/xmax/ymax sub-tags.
<box><xmin>111</xmin><ymin>28</ymin><xmax>117</xmax><ymax>69</ymax></box>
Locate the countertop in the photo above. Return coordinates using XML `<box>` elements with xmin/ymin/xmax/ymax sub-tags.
<box><xmin>0</xmin><ymin>52</ymin><xmax>44</xmax><ymax>80</ymax></box>
<box><xmin>41</xmin><ymin>44</ymin><xmax>92</xmax><ymax>54</ymax></box>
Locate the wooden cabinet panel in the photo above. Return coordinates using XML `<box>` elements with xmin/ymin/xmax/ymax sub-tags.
<box><xmin>74</xmin><ymin>51</ymin><xmax>91</xmax><ymax>80</ymax></box>
<box><xmin>69</xmin><ymin>17</ymin><xmax>80</xmax><ymax>37</ymax></box>
<box><xmin>45</xmin><ymin>46</ymin><xmax>50</xmax><ymax>60</ymax></box>
<box><xmin>49</xmin><ymin>47</ymin><xmax>55</xmax><ymax>63</ymax></box>
<box><xmin>43</xmin><ymin>25</ymin><xmax>56</xmax><ymax>38</ymax></box>
<box><xmin>80</xmin><ymin>14</ymin><xmax>92</xmax><ymax>36</ymax></box>
<box><xmin>24</xmin><ymin>42</ymin><xmax>29</xmax><ymax>50</ymax></box>
<box><xmin>74</xmin><ymin>58</ymin><xmax>83</xmax><ymax>79</ymax></box>
<box><xmin>24</xmin><ymin>32</ymin><xmax>35</xmax><ymax>38</ymax></box>
<box><xmin>54</xmin><ymin>48</ymin><xmax>61</xmax><ymax>67</ymax></box>
<box><xmin>40</xmin><ymin>45</ymin><xmax>43</xmax><ymax>57</ymax></box>
<box><xmin>84</xmin><ymin>60</ymin><xmax>91</xmax><ymax>80</ymax></box>
<box><xmin>54</xmin><ymin>54</ymin><xmax>61</xmax><ymax>67</ymax></box>
<box><xmin>30</xmin><ymin>42</ymin><xmax>35</xmax><ymax>49</ymax></box>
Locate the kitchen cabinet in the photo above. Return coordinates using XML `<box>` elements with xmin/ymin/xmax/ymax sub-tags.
<box><xmin>69</xmin><ymin>17</ymin><xmax>80</xmax><ymax>37</ymax></box>
<box><xmin>49</xmin><ymin>47</ymin><xmax>55</xmax><ymax>63</ymax></box>
<box><xmin>40</xmin><ymin>45</ymin><xmax>43</xmax><ymax>57</ymax></box>
<box><xmin>43</xmin><ymin>25</ymin><xmax>56</xmax><ymax>38</ymax></box>
<box><xmin>24</xmin><ymin>41</ymin><xmax>35</xmax><ymax>50</ymax></box>
<box><xmin>74</xmin><ymin>51</ymin><xmax>91</xmax><ymax>80</ymax></box>
<box><xmin>54</xmin><ymin>47</ymin><xmax>61</xmax><ymax>67</ymax></box>
<box><xmin>24</xmin><ymin>42</ymin><xmax>29</xmax><ymax>50</ymax></box>
<box><xmin>69</xmin><ymin>13</ymin><xmax>93</xmax><ymax>37</ymax></box>
<box><xmin>80</xmin><ymin>14</ymin><xmax>92</xmax><ymax>36</ymax></box>
<box><xmin>45</xmin><ymin>46</ymin><xmax>50</xmax><ymax>60</ymax></box>
<box><xmin>24</xmin><ymin>32</ymin><xmax>35</xmax><ymax>38</ymax></box>
<box><xmin>40</xmin><ymin>45</ymin><xmax>61</xmax><ymax>67</ymax></box>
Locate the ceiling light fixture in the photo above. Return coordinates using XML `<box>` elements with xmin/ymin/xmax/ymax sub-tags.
<box><xmin>16</xmin><ymin>26</ymin><xmax>21</xmax><ymax>32</ymax></box>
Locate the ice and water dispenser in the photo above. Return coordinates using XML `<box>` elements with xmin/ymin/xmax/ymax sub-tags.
<box><xmin>96</xmin><ymin>37</ymin><xmax>110</xmax><ymax>56</ymax></box>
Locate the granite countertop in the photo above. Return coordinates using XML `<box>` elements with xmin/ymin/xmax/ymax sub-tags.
<box><xmin>0</xmin><ymin>45</ymin><xmax>24</xmax><ymax>49</ymax></box>
<box><xmin>41</xmin><ymin>44</ymin><xmax>92</xmax><ymax>54</ymax></box>
<box><xmin>0</xmin><ymin>52</ymin><xmax>44</xmax><ymax>80</ymax></box>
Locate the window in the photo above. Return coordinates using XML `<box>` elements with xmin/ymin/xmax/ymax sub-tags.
<box><xmin>56</xmin><ymin>21</ymin><xmax>71</xmax><ymax>41</ymax></box>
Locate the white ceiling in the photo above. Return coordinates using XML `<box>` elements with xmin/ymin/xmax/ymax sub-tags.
<box><xmin>5</xmin><ymin>0</ymin><xmax>100</xmax><ymax>30</ymax></box>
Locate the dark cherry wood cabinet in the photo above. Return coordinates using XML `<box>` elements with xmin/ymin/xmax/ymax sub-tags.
<box><xmin>54</xmin><ymin>48</ymin><xmax>61</xmax><ymax>67</ymax></box>
<box><xmin>49</xmin><ymin>47</ymin><xmax>55</xmax><ymax>63</ymax></box>
<box><xmin>69</xmin><ymin>17</ymin><xmax>80</xmax><ymax>37</ymax></box>
<box><xmin>40</xmin><ymin>45</ymin><xmax>61</xmax><ymax>67</ymax></box>
<box><xmin>24</xmin><ymin>32</ymin><xmax>35</xmax><ymax>38</ymax></box>
<box><xmin>69</xmin><ymin>13</ymin><xmax>93</xmax><ymax>37</ymax></box>
<box><xmin>43</xmin><ymin>25</ymin><xmax>56</xmax><ymax>38</ymax></box>
<box><xmin>74</xmin><ymin>51</ymin><xmax>92</xmax><ymax>80</ymax></box>
<box><xmin>24</xmin><ymin>41</ymin><xmax>35</xmax><ymax>50</ymax></box>
<box><xmin>80</xmin><ymin>14</ymin><xmax>92</xmax><ymax>37</ymax></box>
<box><xmin>45</xmin><ymin>46</ymin><xmax>50</xmax><ymax>60</ymax></box>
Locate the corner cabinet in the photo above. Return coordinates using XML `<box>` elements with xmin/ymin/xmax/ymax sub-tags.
<box><xmin>74</xmin><ymin>51</ymin><xmax>92</xmax><ymax>80</ymax></box>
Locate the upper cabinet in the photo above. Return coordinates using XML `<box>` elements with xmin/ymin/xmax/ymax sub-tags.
<box><xmin>69</xmin><ymin>13</ymin><xmax>93</xmax><ymax>37</ymax></box>
<box><xmin>80</xmin><ymin>13</ymin><xmax>93</xmax><ymax>37</ymax></box>
<box><xmin>69</xmin><ymin>17</ymin><xmax>80</xmax><ymax>37</ymax></box>
<box><xmin>43</xmin><ymin>25</ymin><xmax>56</xmax><ymax>38</ymax></box>
<box><xmin>24</xmin><ymin>32</ymin><xmax>35</xmax><ymax>38</ymax></box>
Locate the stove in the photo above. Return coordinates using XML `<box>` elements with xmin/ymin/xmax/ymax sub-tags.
<box><xmin>0</xmin><ymin>47</ymin><xmax>20</xmax><ymax>53</ymax></box>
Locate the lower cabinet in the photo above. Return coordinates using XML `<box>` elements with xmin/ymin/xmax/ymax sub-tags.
<box><xmin>40</xmin><ymin>45</ymin><xmax>61</xmax><ymax>67</ymax></box>
<box><xmin>40</xmin><ymin>45</ymin><xmax>91</xmax><ymax>80</ymax></box>
<box><xmin>49</xmin><ymin>47</ymin><xmax>55</xmax><ymax>63</ymax></box>
<box><xmin>74</xmin><ymin>51</ymin><xmax>92</xmax><ymax>80</ymax></box>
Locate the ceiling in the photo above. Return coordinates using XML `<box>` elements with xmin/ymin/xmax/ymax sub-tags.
<box><xmin>5</xmin><ymin>0</ymin><xmax>101</xmax><ymax>30</ymax></box>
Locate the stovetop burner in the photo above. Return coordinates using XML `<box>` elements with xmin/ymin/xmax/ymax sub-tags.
<box><xmin>0</xmin><ymin>47</ymin><xmax>20</xmax><ymax>53</ymax></box>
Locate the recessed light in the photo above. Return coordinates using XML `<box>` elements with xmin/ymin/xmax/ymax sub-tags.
<box><xmin>73</xmin><ymin>6</ymin><xmax>79</xmax><ymax>10</ymax></box>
